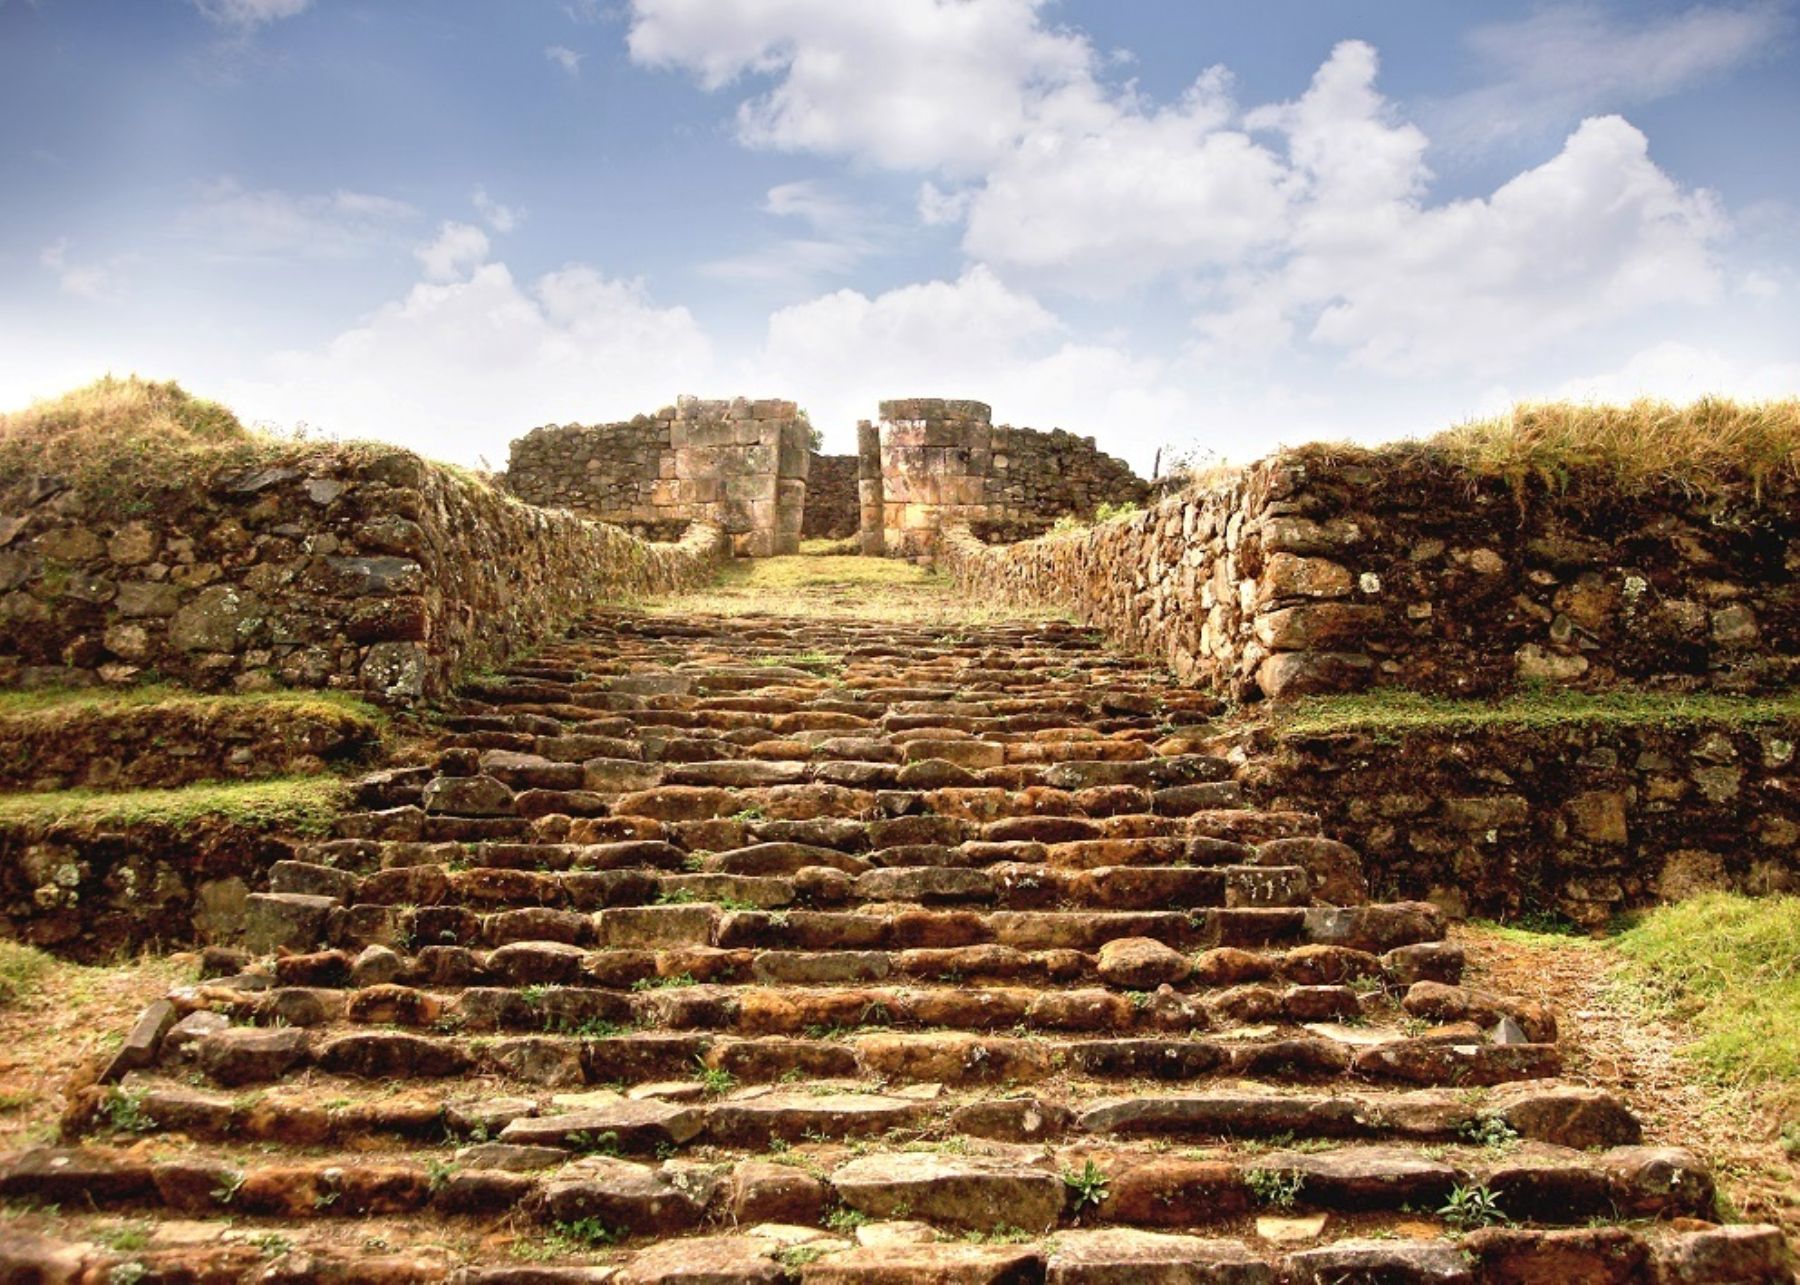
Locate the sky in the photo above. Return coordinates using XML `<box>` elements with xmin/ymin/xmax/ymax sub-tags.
<box><xmin>1</xmin><ymin>0</ymin><xmax>1797</xmax><ymax>474</ymax></box>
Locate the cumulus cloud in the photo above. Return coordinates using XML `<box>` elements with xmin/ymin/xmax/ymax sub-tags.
<box><xmin>626</xmin><ymin>0</ymin><xmax>1093</xmax><ymax>173</ymax></box>
<box><xmin>179</xmin><ymin>178</ymin><xmax>418</xmax><ymax>260</ymax></box>
<box><xmin>414</xmin><ymin>222</ymin><xmax>492</xmax><ymax>282</ymax></box>
<box><xmin>473</xmin><ymin>186</ymin><xmax>524</xmax><ymax>233</ymax></box>
<box><xmin>1178</xmin><ymin>48</ymin><xmax>1723</xmax><ymax>376</ymax></box>
<box><xmin>191</xmin><ymin>0</ymin><xmax>310</xmax><ymax>29</ymax></box>
<box><xmin>755</xmin><ymin>266</ymin><xmax>1189</xmax><ymax>462</ymax></box>
<box><xmin>226</xmin><ymin>261</ymin><xmax>714</xmax><ymax>464</ymax></box>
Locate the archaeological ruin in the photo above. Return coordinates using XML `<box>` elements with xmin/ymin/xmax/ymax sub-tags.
<box><xmin>0</xmin><ymin>380</ymin><xmax>1794</xmax><ymax>1283</ymax></box>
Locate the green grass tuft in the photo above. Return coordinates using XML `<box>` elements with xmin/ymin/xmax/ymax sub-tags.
<box><xmin>0</xmin><ymin>776</ymin><xmax>350</xmax><ymax>834</ymax></box>
<box><xmin>1275</xmin><ymin>689</ymin><xmax>1800</xmax><ymax>737</ymax></box>
<box><xmin>1613</xmin><ymin>893</ymin><xmax>1800</xmax><ymax>1105</ymax></box>
<box><xmin>0</xmin><ymin>685</ymin><xmax>385</xmax><ymax>726</ymax></box>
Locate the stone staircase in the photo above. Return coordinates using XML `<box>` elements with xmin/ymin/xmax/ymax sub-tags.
<box><xmin>2</xmin><ymin>610</ymin><xmax>1789</xmax><ymax>1283</ymax></box>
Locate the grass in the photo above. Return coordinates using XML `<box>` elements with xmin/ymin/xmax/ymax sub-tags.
<box><xmin>1612</xmin><ymin>893</ymin><xmax>1800</xmax><ymax>1108</ymax></box>
<box><xmin>1274</xmin><ymin>688</ymin><xmax>1800</xmax><ymax>737</ymax></box>
<box><xmin>0</xmin><ymin>685</ymin><xmax>383</xmax><ymax>724</ymax></box>
<box><xmin>638</xmin><ymin>553</ymin><xmax>1056</xmax><ymax>624</ymax></box>
<box><xmin>0</xmin><ymin>776</ymin><xmax>350</xmax><ymax>834</ymax></box>
<box><xmin>0</xmin><ymin>943</ymin><xmax>53</xmax><ymax>1007</ymax></box>
<box><xmin>1288</xmin><ymin>397</ymin><xmax>1800</xmax><ymax>495</ymax></box>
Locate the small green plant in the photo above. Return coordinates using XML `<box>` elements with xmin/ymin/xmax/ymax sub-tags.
<box><xmin>730</xmin><ymin>807</ymin><xmax>765</xmax><ymax>821</ymax></box>
<box><xmin>631</xmin><ymin>972</ymin><xmax>697</xmax><ymax>991</ymax></box>
<box><xmin>250</xmin><ymin>1232</ymin><xmax>292</xmax><ymax>1259</ymax></box>
<box><xmin>1438</xmin><ymin>1183</ymin><xmax>1509</xmax><ymax>1229</ymax></box>
<box><xmin>553</xmin><ymin>1216</ymin><xmax>622</xmax><ymax>1248</ymax></box>
<box><xmin>1245</xmin><ymin>1167</ymin><xmax>1306</xmax><ymax>1209</ymax></box>
<box><xmin>98</xmin><ymin>1223</ymin><xmax>151</xmax><ymax>1253</ymax></box>
<box><xmin>107</xmin><ymin>1265</ymin><xmax>148</xmax><ymax>1285</ymax></box>
<box><xmin>656</xmin><ymin>888</ymin><xmax>697</xmax><ymax>905</ymax></box>
<box><xmin>425</xmin><ymin>1158</ymin><xmax>456</xmax><ymax>1192</ymax></box>
<box><xmin>1459</xmin><ymin>1114</ymin><xmax>1520</xmax><ymax>1152</ymax></box>
<box><xmin>1061</xmin><ymin>1158</ymin><xmax>1110</xmax><ymax>1212</ymax></box>
<box><xmin>1781</xmin><ymin>1120</ymin><xmax>1800</xmax><ymax>1160</ymax></box>
<box><xmin>777</xmin><ymin>1245</ymin><xmax>831</xmax><ymax>1269</ymax></box>
<box><xmin>1093</xmin><ymin>500</ymin><xmax>1141</xmax><ymax>522</ymax></box>
<box><xmin>210</xmin><ymin>1172</ymin><xmax>245</xmax><ymax>1205</ymax></box>
<box><xmin>101</xmin><ymin>1088</ymin><xmax>157</xmax><ymax>1135</ymax></box>
<box><xmin>695</xmin><ymin>1058</ymin><xmax>736</xmax><ymax>1096</ymax></box>
<box><xmin>825</xmin><ymin>1205</ymin><xmax>869</xmax><ymax>1232</ymax></box>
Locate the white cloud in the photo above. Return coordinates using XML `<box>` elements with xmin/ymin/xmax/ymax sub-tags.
<box><xmin>191</xmin><ymin>0</ymin><xmax>311</xmax><ymax>29</ymax></box>
<box><xmin>626</xmin><ymin>0</ymin><xmax>1094</xmax><ymax>173</ymax></box>
<box><xmin>756</xmin><ymin>266</ymin><xmax>1190</xmax><ymax>461</ymax></box>
<box><xmin>545</xmin><ymin>44</ymin><xmax>585</xmax><ymax>76</ymax></box>
<box><xmin>226</xmin><ymin>261</ymin><xmax>714</xmax><ymax>465</ymax></box>
<box><xmin>415</xmin><ymin>222</ymin><xmax>492</xmax><ymax>282</ymax></box>
<box><xmin>179</xmin><ymin>177</ymin><xmax>417</xmax><ymax>260</ymax></box>
<box><xmin>1182</xmin><ymin>47</ymin><xmax>1726</xmax><ymax>376</ymax></box>
<box><xmin>39</xmin><ymin>238</ymin><xmax>116</xmax><ymax>300</ymax></box>
<box><xmin>473</xmin><ymin>186</ymin><xmax>524</xmax><ymax>233</ymax></box>
<box><xmin>1550</xmin><ymin>341</ymin><xmax>1800</xmax><ymax>404</ymax></box>
<box><xmin>963</xmin><ymin>68</ymin><xmax>1292</xmax><ymax>292</ymax></box>
<box><xmin>1435</xmin><ymin>2</ymin><xmax>1788</xmax><ymax>148</ymax></box>
<box><xmin>699</xmin><ymin>180</ymin><xmax>877</xmax><ymax>286</ymax></box>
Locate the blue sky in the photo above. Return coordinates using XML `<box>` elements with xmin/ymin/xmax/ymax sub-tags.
<box><xmin>2</xmin><ymin>0</ymin><xmax>1796</xmax><ymax>471</ymax></box>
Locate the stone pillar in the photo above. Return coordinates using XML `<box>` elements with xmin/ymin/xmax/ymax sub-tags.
<box><xmin>877</xmin><ymin>398</ymin><xmax>992</xmax><ymax>562</ymax></box>
<box><xmin>856</xmin><ymin>420</ymin><xmax>884</xmax><ymax>557</ymax></box>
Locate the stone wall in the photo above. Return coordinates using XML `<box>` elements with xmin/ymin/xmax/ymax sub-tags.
<box><xmin>1241</xmin><ymin>717</ymin><xmax>1800</xmax><ymax>927</ymax></box>
<box><xmin>874</xmin><ymin>399</ymin><xmax>1149</xmax><ymax>560</ymax></box>
<box><xmin>0</xmin><ymin>445</ymin><xmax>725</xmax><ymax>705</ymax></box>
<box><xmin>940</xmin><ymin>451</ymin><xmax>1800</xmax><ymax>701</ymax></box>
<box><xmin>801</xmin><ymin>453</ymin><xmax>859</xmax><ymax>540</ymax></box>
<box><xmin>504</xmin><ymin>396</ymin><xmax>811</xmax><ymax>557</ymax></box>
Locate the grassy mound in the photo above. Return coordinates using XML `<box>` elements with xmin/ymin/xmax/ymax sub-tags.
<box><xmin>1614</xmin><ymin>892</ymin><xmax>1800</xmax><ymax>1109</ymax></box>
<box><xmin>1285</xmin><ymin>397</ymin><xmax>1800</xmax><ymax>494</ymax></box>
<box><xmin>0</xmin><ymin>375</ymin><xmax>284</xmax><ymax>501</ymax></box>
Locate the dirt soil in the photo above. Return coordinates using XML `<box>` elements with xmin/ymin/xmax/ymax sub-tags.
<box><xmin>1457</xmin><ymin>922</ymin><xmax>1800</xmax><ymax>1241</ymax></box>
<box><xmin>0</xmin><ymin>950</ymin><xmax>196</xmax><ymax>1152</ymax></box>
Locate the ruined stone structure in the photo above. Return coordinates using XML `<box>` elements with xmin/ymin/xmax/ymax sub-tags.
<box><xmin>507</xmin><ymin>395</ymin><xmax>1149</xmax><ymax>562</ymax></box>
<box><xmin>505</xmin><ymin>396</ymin><xmax>811</xmax><ymax>557</ymax></box>
<box><xmin>868</xmin><ymin>398</ymin><xmax>1149</xmax><ymax>560</ymax></box>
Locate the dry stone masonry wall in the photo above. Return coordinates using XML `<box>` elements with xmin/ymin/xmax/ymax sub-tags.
<box><xmin>504</xmin><ymin>396</ymin><xmax>811</xmax><ymax>557</ymax></box>
<box><xmin>943</xmin><ymin>452</ymin><xmax>1800</xmax><ymax>701</ymax></box>
<box><xmin>1244</xmin><ymin>717</ymin><xmax>1800</xmax><ymax>925</ymax></box>
<box><xmin>0</xmin><ymin>446</ymin><xmax>724</xmax><ymax>705</ymax></box>
<box><xmin>873</xmin><ymin>398</ymin><xmax>1149</xmax><ymax>559</ymax></box>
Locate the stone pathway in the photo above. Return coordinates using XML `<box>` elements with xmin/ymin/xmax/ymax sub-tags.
<box><xmin>0</xmin><ymin>583</ymin><xmax>1789</xmax><ymax>1282</ymax></box>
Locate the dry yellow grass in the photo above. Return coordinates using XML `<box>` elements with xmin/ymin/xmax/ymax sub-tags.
<box><xmin>0</xmin><ymin>375</ymin><xmax>284</xmax><ymax>502</ymax></box>
<box><xmin>1431</xmin><ymin>397</ymin><xmax>1800</xmax><ymax>491</ymax></box>
<box><xmin>1279</xmin><ymin>397</ymin><xmax>1800</xmax><ymax>494</ymax></box>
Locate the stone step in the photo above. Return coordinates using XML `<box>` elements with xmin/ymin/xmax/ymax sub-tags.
<box><xmin>3</xmin><ymin>1219</ymin><xmax>1788</xmax><ymax>1285</ymax></box>
<box><xmin>172</xmin><ymin>1023</ymin><xmax>1559</xmax><ymax>1091</ymax></box>
<box><xmin>246</xmin><ymin>899</ymin><xmax>1446</xmax><ymax>958</ymax></box>
<box><xmin>75</xmin><ymin>1074</ymin><xmax>1637</xmax><ymax>1153</ymax></box>
<box><xmin>251</xmin><ymin>939</ymin><xmax>1460</xmax><ymax>997</ymax></box>
<box><xmin>0</xmin><ymin>1139</ymin><xmax>1722</xmax><ymax>1231</ymax></box>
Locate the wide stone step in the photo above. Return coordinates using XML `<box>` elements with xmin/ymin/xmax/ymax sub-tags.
<box><xmin>171</xmin><ymin>1023</ymin><xmax>1560</xmax><ymax>1091</ymax></box>
<box><xmin>2</xmin><ymin>1220</ymin><xmax>1787</xmax><ymax>1285</ymax></box>
<box><xmin>78</xmin><ymin>1073</ymin><xmax>1636</xmax><ymax>1155</ymax></box>
<box><xmin>0</xmin><ymin>1140</ymin><xmax>1722</xmax><ymax>1230</ymax></box>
